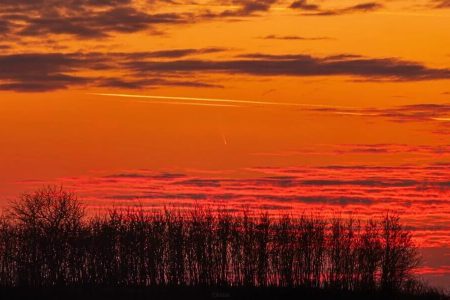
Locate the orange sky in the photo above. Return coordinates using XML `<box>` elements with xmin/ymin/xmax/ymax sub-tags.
<box><xmin>0</xmin><ymin>0</ymin><xmax>449</xmax><ymax>288</ymax></box>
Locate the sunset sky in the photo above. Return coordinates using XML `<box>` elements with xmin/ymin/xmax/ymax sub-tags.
<box><xmin>0</xmin><ymin>0</ymin><xmax>449</xmax><ymax>288</ymax></box>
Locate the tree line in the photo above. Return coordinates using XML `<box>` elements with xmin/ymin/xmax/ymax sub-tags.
<box><xmin>0</xmin><ymin>186</ymin><xmax>427</xmax><ymax>294</ymax></box>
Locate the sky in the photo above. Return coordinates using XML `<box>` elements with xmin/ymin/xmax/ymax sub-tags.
<box><xmin>0</xmin><ymin>0</ymin><xmax>449</xmax><ymax>288</ymax></box>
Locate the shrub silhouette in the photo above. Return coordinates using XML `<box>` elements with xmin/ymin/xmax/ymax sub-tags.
<box><xmin>0</xmin><ymin>186</ymin><xmax>443</xmax><ymax>299</ymax></box>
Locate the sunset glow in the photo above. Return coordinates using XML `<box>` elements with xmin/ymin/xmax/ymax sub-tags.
<box><xmin>0</xmin><ymin>0</ymin><xmax>449</xmax><ymax>289</ymax></box>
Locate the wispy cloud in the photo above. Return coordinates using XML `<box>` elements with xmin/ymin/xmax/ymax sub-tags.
<box><xmin>21</xmin><ymin>164</ymin><xmax>450</xmax><ymax>247</ymax></box>
<box><xmin>0</xmin><ymin>0</ymin><xmax>283</xmax><ymax>43</ymax></box>
<box><xmin>290</xmin><ymin>1</ymin><xmax>384</xmax><ymax>16</ymax></box>
<box><xmin>207</xmin><ymin>0</ymin><xmax>278</xmax><ymax>17</ymax></box>
<box><xmin>123</xmin><ymin>54</ymin><xmax>450</xmax><ymax>81</ymax></box>
<box><xmin>0</xmin><ymin>50</ymin><xmax>225</xmax><ymax>91</ymax></box>
<box><xmin>253</xmin><ymin>144</ymin><xmax>450</xmax><ymax>157</ymax></box>
<box><xmin>433</xmin><ymin>0</ymin><xmax>450</xmax><ymax>8</ymax></box>
<box><xmin>260</xmin><ymin>34</ymin><xmax>332</xmax><ymax>40</ymax></box>
<box><xmin>0</xmin><ymin>0</ymin><xmax>189</xmax><ymax>40</ymax></box>
<box><xmin>311</xmin><ymin>103</ymin><xmax>450</xmax><ymax>124</ymax></box>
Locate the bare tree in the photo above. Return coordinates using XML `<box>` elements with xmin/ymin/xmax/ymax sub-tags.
<box><xmin>380</xmin><ymin>214</ymin><xmax>420</xmax><ymax>292</ymax></box>
<box><xmin>9</xmin><ymin>186</ymin><xmax>85</xmax><ymax>286</ymax></box>
<box><xmin>0</xmin><ymin>188</ymin><xmax>426</xmax><ymax>295</ymax></box>
<box><xmin>357</xmin><ymin>220</ymin><xmax>382</xmax><ymax>290</ymax></box>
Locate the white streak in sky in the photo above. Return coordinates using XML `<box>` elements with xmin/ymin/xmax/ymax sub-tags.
<box><xmin>129</xmin><ymin>100</ymin><xmax>239</xmax><ymax>108</ymax></box>
<box><xmin>88</xmin><ymin>93</ymin><xmax>355</xmax><ymax>109</ymax></box>
<box><xmin>92</xmin><ymin>96</ymin><xmax>239</xmax><ymax>108</ymax></box>
<box><xmin>334</xmin><ymin>112</ymin><xmax>381</xmax><ymax>116</ymax></box>
<box><xmin>221</xmin><ymin>133</ymin><xmax>228</xmax><ymax>145</ymax></box>
<box><xmin>431</xmin><ymin>117</ymin><xmax>450</xmax><ymax>122</ymax></box>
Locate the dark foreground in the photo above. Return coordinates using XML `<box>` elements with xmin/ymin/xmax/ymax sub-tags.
<box><xmin>1</xmin><ymin>188</ymin><xmax>448</xmax><ymax>299</ymax></box>
<box><xmin>0</xmin><ymin>287</ymin><xmax>448</xmax><ymax>300</ymax></box>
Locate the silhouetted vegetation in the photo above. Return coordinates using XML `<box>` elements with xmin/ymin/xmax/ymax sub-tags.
<box><xmin>0</xmin><ymin>187</ymin><xmax>447</xmax><ymax>299</ymax></box>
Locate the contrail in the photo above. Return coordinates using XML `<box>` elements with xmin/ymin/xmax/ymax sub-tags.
<box><xmin>92</xmin><ymin>96</ymin><xmax>239</xmax><ymax>108</ymax></box>
<box><xmin>124</xmin><ymin>100</ymin><xmax>239</xmax><ymax>108</ymax></box>
<box><xmin>334</xmin><ymin>112</ymin><xmax>380</xmax><ymax>116</ymax></box>
<box><xmin>88</xmin><ymin>93</ymin><xmax>355</xmax><ymax>109</ymax></box>
<box><xmin>432</xmin><ymin>117</ymin><xmax>450</xmax><ymax>122</ymax></box>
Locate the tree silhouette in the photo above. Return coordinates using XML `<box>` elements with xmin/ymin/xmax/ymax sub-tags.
<box><xmin>7</xmin><ymin>186</ymin><xmax>84</xmax><ymax>287</ymax></box>
<box><xmin>380</xmin><ymin>214</ymin><xmax>420</xmax><ymax>292</ymax></box>
<box><xmin>0</xmin><ymin>186</ymin><xmax>441</xmax><ymax>300</ymax></box>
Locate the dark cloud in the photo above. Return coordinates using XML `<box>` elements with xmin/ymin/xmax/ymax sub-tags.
<box><xmin>0</xmin><ymin>53</ymin><xmax>90</xmax><ymax>91</ymax></box>
<box><xmin>380</xmin><ymin>103</ymin><xmax>450</xmax><ymax>122</ymax></box>
<box><xmin>0</xmin><ymin>0</ymin><xmax>281</xmax><ymax>42</ymax></box>
<box><xmin>433</xmin><ymin>0</ymin><xmax>450</xmax><ymax>8</ymax></box>
<box><xmin>0</xmin><ymin>0</ymin><xmax>385</xmax><ymax>42</ymax></box>
<box><xmin>105</xmin><ymin>173</ymin><xmax>158</xmax><ymax>179</ymax></box>
<box><xmin>34</xmin><ymin>165</ymin><xmax>450</xmax><ymax>232</ymax></box>
<box><xmin>75</xmin><ymin>48</ymin><xmax>226</xmax><ymax>62</ymax></box>
<box><xmin>124</xmin><ymin>54</ymin><xmax>450</xmax><ymax>81</ymax></box>
<box><xmin>79</xmin><ymin>0</ymin><xmax>133</xmax><ymax>6</ymax></box>
<box><xmin>104</xmin><ymin>191</ymin><xmax>375</xmax><ymax>206</ymax></box>
<box><xmin>97</xmin><ymin>77</ymin><xmax>223</xmax><ymax>89</ymax></box>
<box><xmin>261</xmin><ymin>34</ymin><xmax>331</xmax><ymax>40</ymax></box>
<box><xmin>0</xmin><ymin>20</ymin><xmax>11</xmax><ymax>35</ymax></box>
<box><xmin>173</xmin><ymin>179</ymin><xmax>222</xmax><ymax>187</ymax></box>
<box><xmin>345</xmin><ymin>2</ymin><xmax>383</xmax><ymax>12</ymax></box>
<box><xmin>290</xmin><ymin>1</ymin><xmax>383</xmax><ymax>16</ymax></box>
<box><xmin>18</xmin><ymin>8</ymin><xmax>186</xmax><ymax>39</ymax></box>
<box><xmin>229</xmin><ymin>177</ymin><xmax>425</xmax><ymax>188</ymax></box>
<box><xmin>0</xmin><ymin>49</ymin><xmax>224</xmax><ymax>91</ymax></box>
<box><xmin>152</xmin><ymin>172</ymin><xmax>186</xmax><ymax>180</ymax></box>
<box><xmin>335</xmin><ymin>144</ymin><xmax>450</xmax><ymax>155</ymax></box>
<box><xmin>0</xmin><ymin>0</ymin><xmax>133</xmax><ymax>9</ymax></box>
<box><xmin>300</xmin><ymin>179</ymin><xmax>419</xmax><ymax>187</ymax></box>
<box><xmin>338</xmin><ymin>146</ymin><xmax>392</xmax><ymax>154</ymax></box>
<box><xmin>166</xmin><ymin>174</ymin><xmax>448</xmax><ymax>189</ymax></box>
<box><xmin>313</xmin><ymin>103</ymin><xmax>450</xmax><ymax>124</ymax></box>
<box><xmin>202</xmin><ymin>0</ymin><xmax>277</xmax><ymax>18</ymax></box>
<box><xmin>105</xmin><ymin>172</ymin><xmax>186</xmax><ymax>180</ymax></box>
<box><xmin>290</xmin><ymin>0</ymin><xmax>320</xmax><ymax>10</ymax></box>
<box><xmin>259</xmin><ymin>195</ymin><xmax>375</xmax><ymax>206</ymax></box>
<box><xmin>258</xmin><ymin>204</ymin><xmax>294</xmax><ymax>210</ymax></box>
<box><xmin>107</xmin><ymin>192</ymin><xmax>210</xmax><ymax>201</ymax></box>
<box><xmin>0</xmin><ymin>0</ymin><xmax>188</xmax><ymax>40</ymax></box>
<box><xmin>236</xmin><ymin>0</ymin><xmax>277</xmax><ymax>14</ymax></box>
<box><xmin>0</xmin><ymin>76</ymin><xmax>88</xmax><ymax>92</ymax></box>
<box><xmin>119</xmin><ymin>47</ymin><xmax>227</xmax><ymax>59</ymax></box>
<box><xmin>2</xmin><ymin>50</ymin><xmax>449</xmax><ymax>92</ymax></box>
